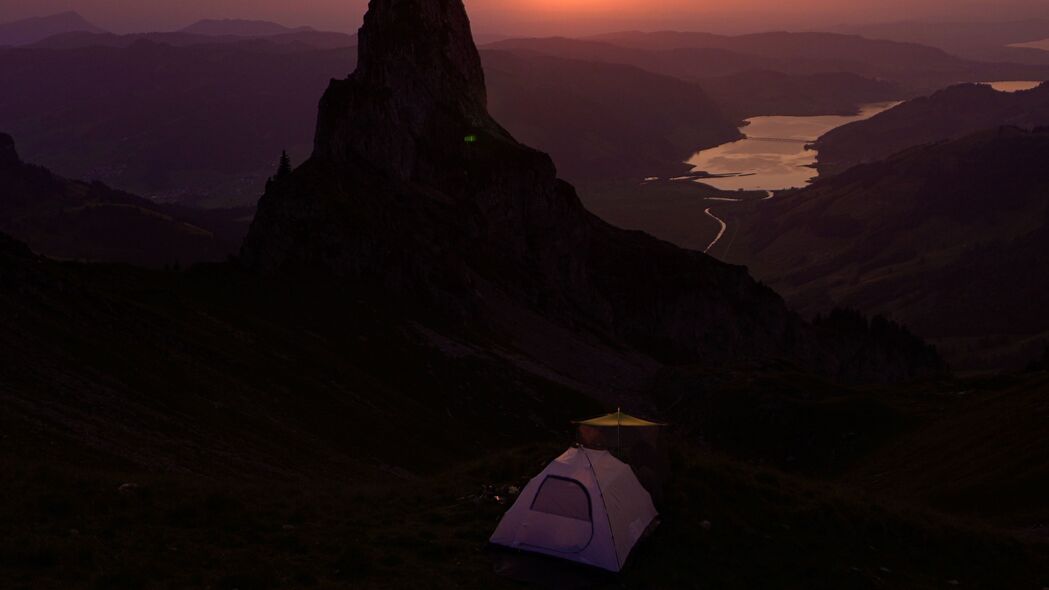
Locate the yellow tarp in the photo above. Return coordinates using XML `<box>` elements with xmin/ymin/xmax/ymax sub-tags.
<box><xmin>573</xmin><ymin>410</ymin><xmax>664</xmax><ymax>428</ymax></box>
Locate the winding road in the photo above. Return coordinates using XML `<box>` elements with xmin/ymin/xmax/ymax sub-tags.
<box><xmin>703</xmin><ymin>207</ymin><xmax>727</xmax><ymax>253</ymax></box>
<box><xmin>703</xmin><ymin>191</ymin><xmax>774</xmax><ymax>254</ymax></box>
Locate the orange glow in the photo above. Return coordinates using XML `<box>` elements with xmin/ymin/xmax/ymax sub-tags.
<box><xmin>525</xmin><ymin>0</ymin><xmax>646</xmax><ymax>13</ymax></box>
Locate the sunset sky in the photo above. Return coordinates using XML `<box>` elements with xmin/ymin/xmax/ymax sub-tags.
<box><xmin>0</xmin><ymin>0</ymin><xmax>1044</xmax><ymax>35</ymax></box>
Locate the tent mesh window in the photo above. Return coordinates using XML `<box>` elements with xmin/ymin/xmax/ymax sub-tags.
<box><xmin>530</xmin><ymin>476</ymin><xmax>592</xmax><ymax>522</ymax></box>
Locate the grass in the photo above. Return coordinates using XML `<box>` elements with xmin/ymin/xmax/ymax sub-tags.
<box><xmin>2</xmin><ymin>443</ymin><xmax>1045</xmax><ymax>589</ymax></box>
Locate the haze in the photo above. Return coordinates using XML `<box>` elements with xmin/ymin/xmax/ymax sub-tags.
<box><xmin>1</xmin><ymin>0</ymin><xmax>1044</xmax><ymax>35</ymax></box>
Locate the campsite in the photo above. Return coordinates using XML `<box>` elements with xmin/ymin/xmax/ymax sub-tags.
<box><xmin>2</xmin><ymin>0</ymin><xmax>1049</xmax><ymax>587</ymax></box>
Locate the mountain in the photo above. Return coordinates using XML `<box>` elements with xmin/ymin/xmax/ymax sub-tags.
<box><xmin>0</xmin><ymin>11</ymin><xmax>104</xmax><ymax>47</ymax></box>
<box><xmin>841</xmin><ymin>19</ymin><xmax>1049</xmax><ymax>65</ymax></box>
<box><xmin>487</xmin><ymin>37</ymin><xmax>814</xmax><ymax>79</ymax></box>
<box><xmin>493</xmin><ymin>33</ymin><xmax>1049</xmax><ymax>95</ymax></box>
<box><xmin>481</xmin><ymin>50</ymin><xmax>741</xmax><ymax>180</ymax></box>
<box><xmin>4</xmin><ymin>2</ymin><xmax>1048</xmax><ymax>587</ymax></box>
<box><xmin>30</xmin><ymin>29</ymin><xmax>358</xmax><ymax>50</ymax></box>
<box><xmin>0</xmin><ymin>41</ymin><xmax>357</xmax><ymax>207</ymax></box>
<box><xmin>179</xmin><ymin>18</ymin><xmax>313</xmax><ymax>37</ymax></box>
<box><xmin>814</xmin><ymin>82</ymin><xmax>1049</xmax><ymax>175</ymax></box>
<box><xmin>485</xmin><ymin>37</ymin><xmax>911</xmax><ymax>118</ymax></box>
<box><xmin>698</xmin><ymin>70</ymin><xmax>902</xmax><ymax>118</ymax></box>
<box><xmin>0</xmin><ymin>39</ymin><xmax>739</xmax><ymax>204</ymax></box>
<box><xmin>588</xmin><ymin>30</ymin><xmax>963</xmax><ymax>71</ymax></box>
<box><xmin>0</xmin><ymin>133</ymin><xmax>249</xmax><ymax>266</ymax></box>
<box><xmin>241</xmin><ymin>0</ymin><xmax>939</xmax><ymax>383</ymax></box>
<box><xmin>729</xmin><ymin>126</ymin><xmax>1049</xmax><ymax>369</ymax></box>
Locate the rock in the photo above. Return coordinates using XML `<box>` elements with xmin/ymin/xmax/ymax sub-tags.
<box><xmin>240</xmin><ymin>0</ymin><xmax>941</xmax><ymax>381</ymax></box>
<box><xmin>0</xmin><ymin>133</ymin><xmax>18</xmax><ymax>167</ymax></box>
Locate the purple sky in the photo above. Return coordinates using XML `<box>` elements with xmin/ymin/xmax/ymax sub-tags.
<box><xmin>0</xmin><ymin>0</ymin><xmax>1045</xmax><ymax>36</ymax></box>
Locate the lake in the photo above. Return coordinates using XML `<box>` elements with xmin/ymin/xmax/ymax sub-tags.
<box><xmin>983</xmin><ymin>80</ymin><xmax>1044</xmax><ymax>93</ymax></box>
<box><xmin>684</xmin><ymin>102</ymin><xmax>899</xmax><ymax>191</ymax></box>
<box><xmin>684</xmin><ymin>80</ymin><xmax>1046</xmax><ymax>192</ymax></box>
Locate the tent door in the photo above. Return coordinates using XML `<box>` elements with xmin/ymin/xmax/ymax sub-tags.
<box><xmin>518</xmin><ymin>476</ymin><xmax>594</xmax><ymax>553</ymax></box>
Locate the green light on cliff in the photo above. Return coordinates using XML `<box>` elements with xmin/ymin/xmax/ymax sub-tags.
<box><xmin>464</xmin><ymin>134</ymin><xmax>478</xmax><ymax>144</ymax></box>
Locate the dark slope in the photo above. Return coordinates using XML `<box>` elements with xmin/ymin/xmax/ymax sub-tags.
<box><xmin>846</xmin><ymin>372</ymin><xmax>1049</xmax><ymax>526</ymax></box>
<box><xmin>731</xmin><ymin>127</ymin><xmax>1049</xmax><ymax>369</ymax></box>
<box><xmin>0</xmin><ymin>223</ymin><xmax>1041</xmax><ymax>585</ymax></box>
<box><xmin>481</xmin><ymin>50</ymin><xmax>741</xmax><ymax>181</ymax></box>
<box><xmin>0</xmin><ymin>239</ymin><xmax>605</xmax><ymax>488</ymax></box>
<box><xmin>0</xmin><ymin>134</ymin><xmax>248</xmax><ymax>266</ymax></box>
<box><xmin>242</xmin><ymin>0</ymin><xmax>939</xmax><ymax>382</ymax></box>
<box><xmin>699</xmin><ymin>70</ymin><xmax>901</xmax><ymax>118</ymax></box>
<box><xmin>815</xmin><ymin>82</ymin><xmax>1049</xmax><ymax>175</ymax></box>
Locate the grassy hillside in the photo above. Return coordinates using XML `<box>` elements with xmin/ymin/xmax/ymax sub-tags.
<box><xmin>2</xmin><ymin>233</ymin><xmax>1046</xmax><ymax>587</ymax></box>
<box><xmin>3</xmin><ymin>443</ymin><xmax>1046</xmax><ymax>589</ymax></box>
<box><xmin>725</xmin><ymin>127</ymin><xmax>1049</xmax><ymax>370</ymax></box>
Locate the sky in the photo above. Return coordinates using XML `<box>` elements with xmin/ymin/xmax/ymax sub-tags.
<box><xmin>0</xmin><ymin>0</ymin><xmax>1045</xmax><ymax>36</ymax></box>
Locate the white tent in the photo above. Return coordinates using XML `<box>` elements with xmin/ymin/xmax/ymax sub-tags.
<box><xmin>489</xmin><ymin>446</ymin><xmax>659</xmax><ymax>572</ymax></box>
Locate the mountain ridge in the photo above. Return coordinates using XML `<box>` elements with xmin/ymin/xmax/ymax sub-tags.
<box><xmin>814</xmin><ymin>81</ymin><xmax>1049</xmax><ymax>175</ymax></box>
<box><xmin>0</xmin><ymin>11</ymin><xmax>104</xmax><ymax>46</ymax></box>
<box><xmin>242</xmin><ymin>0</ymin><xmax>940</xmax><ymax>382</ymax></box>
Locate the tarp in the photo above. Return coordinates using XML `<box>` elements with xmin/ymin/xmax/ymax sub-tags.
<box><xmin>573</xmin><ymin>410</ymin><xmax>664</xmax><ymax>428</ymax></box>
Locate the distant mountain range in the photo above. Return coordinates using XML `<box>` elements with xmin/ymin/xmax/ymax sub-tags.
<box><xmin>814</xmin><ymin>82</ymin><xmax>1049</xmax><ymax>175</ymax></box>
<box><xmin>0</xmin><ymin>39</ymin><xmax>748</xmax><ymax>204</ymax></box>
<box><xmin>0</xmin><ymin>11</ymin><xmax>104</xmax><ymax>46</ymax></box>
<box><xmin>178</xmin><ymin>18</ymin><xmax>315</xmax><ymax>37</ymax></box>
<box><xmin>840</xmin><ymin>19</ymin><xmax>1049</xmax><ymax>65</ymax></box>
<box><xmin>0</xmin><ymin>12</ymin><xmax>359</xmax><ymax>50</ymax></box>
<box><xmin>30</xmin><ymin>29</ymin><xmax>358</xmax><ymax>50</ymax></box>
<box><xmin>490</xmin><ymin>31</ymin><xmax>1049</xmax><ymax>94</ymax></box>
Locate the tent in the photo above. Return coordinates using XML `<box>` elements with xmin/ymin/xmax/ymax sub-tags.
<box><xmin>489</xmin><ymin>446</ymin><xmax>659</xmax><ymax>572</ymax></box>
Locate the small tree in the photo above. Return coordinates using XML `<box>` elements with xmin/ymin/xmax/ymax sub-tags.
<box><xmin>276</xmin><ymin>150</ymin><xmax>292</xmax><ymax>179</ymax></box>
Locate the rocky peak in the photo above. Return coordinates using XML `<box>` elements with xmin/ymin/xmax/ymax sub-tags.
<box><xmin>313</xmin><ymin>0</ymin><xmax>505</xmax><ymax>183</ymax></box>
<box><xmin>0</xmin><ymin>134</ymin><xmax>19</xmax><ymax>168</ymax></box>
<box><xmin>355</xmin><ymin>0</ymin><xmax>487</xmax><ymax>119</ymax></box>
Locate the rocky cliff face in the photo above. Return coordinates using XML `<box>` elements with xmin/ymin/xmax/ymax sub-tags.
<box><xmin>242</xmin><ymin>0</ymin><xmax>940</xmax><ymax>379</ymax></box>
<box><xmin>0</xmin><ymin>133</ymin><xmax>19</xmax><ymax>167</ymax></box>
